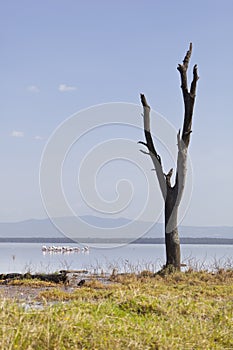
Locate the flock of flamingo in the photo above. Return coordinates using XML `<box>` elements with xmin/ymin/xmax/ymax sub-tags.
<box><xmin>41</xmin><ymin>245</ymin><xmax>89</xmax><ymax>254</ymax></box>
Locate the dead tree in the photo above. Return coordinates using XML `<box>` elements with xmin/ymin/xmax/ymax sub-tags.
<box><xmin>139</xmin><ymin>43</ymin><xmax>199</xmax><ymax>270</ymax></box>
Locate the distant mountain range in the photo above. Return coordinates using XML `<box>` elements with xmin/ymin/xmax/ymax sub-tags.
<box><xmin>0</xmin><ymin>216</ymin><xmax>232</xmax><ymax>241</ymax></box>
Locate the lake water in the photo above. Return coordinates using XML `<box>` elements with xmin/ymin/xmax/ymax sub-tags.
<box><xmin>0</xmin><ymin>243</ymin><xmax>232</xmax><ymax>274</ymax></box>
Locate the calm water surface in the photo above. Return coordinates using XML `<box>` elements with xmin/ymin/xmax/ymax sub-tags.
<box><xmin>0</xmin><ymin>243</ymin><xmax>232</xmax><ymax>274</ymax></box>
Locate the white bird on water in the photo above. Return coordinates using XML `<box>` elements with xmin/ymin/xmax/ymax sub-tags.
<box><xmin>41</xmin><ymin>245</ymin><xmax>89</xmax><ymax>254</ymax></box>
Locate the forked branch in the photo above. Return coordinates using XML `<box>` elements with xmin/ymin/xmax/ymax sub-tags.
<box><xmin>174</xmin><ymin>43</ymin><xmax>199</xmax><ymax>203</ymax></box>
<box><xmin>177</xmin><ymin>42</ymin><xmax>199</xmax><ymax>147</ymax></box>
<box><xmin>139</xmin><ymin>43</ymin><xmax>199</xmax><ymax>271</ymax></box>
<box><xmin>140</xmin><ymin>94</ymin><xmax>166</xmax><ymax>199</ymax></box>
<box><xmin>140</xmin><ymin>44</ymin><xmax>199</xmax><ymax>204</ymax></box>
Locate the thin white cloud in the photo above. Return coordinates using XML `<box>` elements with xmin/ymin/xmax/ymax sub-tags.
<box><xmin>27</xmin><ymin>85</ymin><xmax>40</xmax><ymax>93</ymax></box>
<box><xmin>34</xmin><ymin>135</ymin><xmax>44</xmax><ymax>140</ymax></box>
<box><xmin>58</xmin><ymin>84</ymin><xmax>77</xmax><ymax>92</ymax></box>
<box><xmin>11</xmin><ymin>131</ymin><xmax>24</xmax><ymax>138</ymax></box>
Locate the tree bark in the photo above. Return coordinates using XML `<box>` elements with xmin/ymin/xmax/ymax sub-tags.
<box><xmin>140</xmin><ymin>43</ymin><xmax>199</xmax><ymax>271</ymax></box>
<box><xmin>165</xmin><ymin>188</ymin><xmax>180</xmax><ymax>269</ymax></box>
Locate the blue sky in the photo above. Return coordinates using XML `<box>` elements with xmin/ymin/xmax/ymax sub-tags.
<box><xmin>0</xmin><ymin>0</ymin><xmax>233</xmax><ymax>226</ymax></box>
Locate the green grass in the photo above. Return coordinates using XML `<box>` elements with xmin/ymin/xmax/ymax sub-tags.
<box><xmin>0</xmin><ymin>269</ymin><xmax>232</xmax><ymax>349</ymax></box>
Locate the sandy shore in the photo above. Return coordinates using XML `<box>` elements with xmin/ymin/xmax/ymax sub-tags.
<box><xmin>0</xmin><ymin>284</ymin><xmax>70</xmax><ymax>302</ymax></box>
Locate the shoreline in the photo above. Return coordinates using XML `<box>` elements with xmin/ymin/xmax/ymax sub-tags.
<box><xmin>0</xmin><ymin>237</ymin><xmax>233</xmax><ymax>244</ymax></box>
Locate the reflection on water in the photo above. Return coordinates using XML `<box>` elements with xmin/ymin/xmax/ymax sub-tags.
<box><xmin>0</xmin><ymin>243</ymin><xmax>232</xmax><ymax>274</ymax></box>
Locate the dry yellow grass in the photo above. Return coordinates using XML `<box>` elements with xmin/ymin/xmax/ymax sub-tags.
<box><xmin>0</xmin><ymin>269</ymin><xmax>232</xmax><ymax>349</ymax></box>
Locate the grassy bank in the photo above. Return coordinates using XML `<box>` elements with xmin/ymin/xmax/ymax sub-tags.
<box><xmin>0</xmin><ymin>269</ymin><xmax>233</xmax><ymax>349</ymax></box>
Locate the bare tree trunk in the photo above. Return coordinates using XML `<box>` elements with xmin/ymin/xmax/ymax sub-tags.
<box><xmin>165</xmin><ymin>189</ymin><xmax>180</xmax><ymax>269</ymax></box>
<box><xmin>139</xmin><ymin>44</ymin><xmax>199</xmax><ymax>271</ymax></box>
